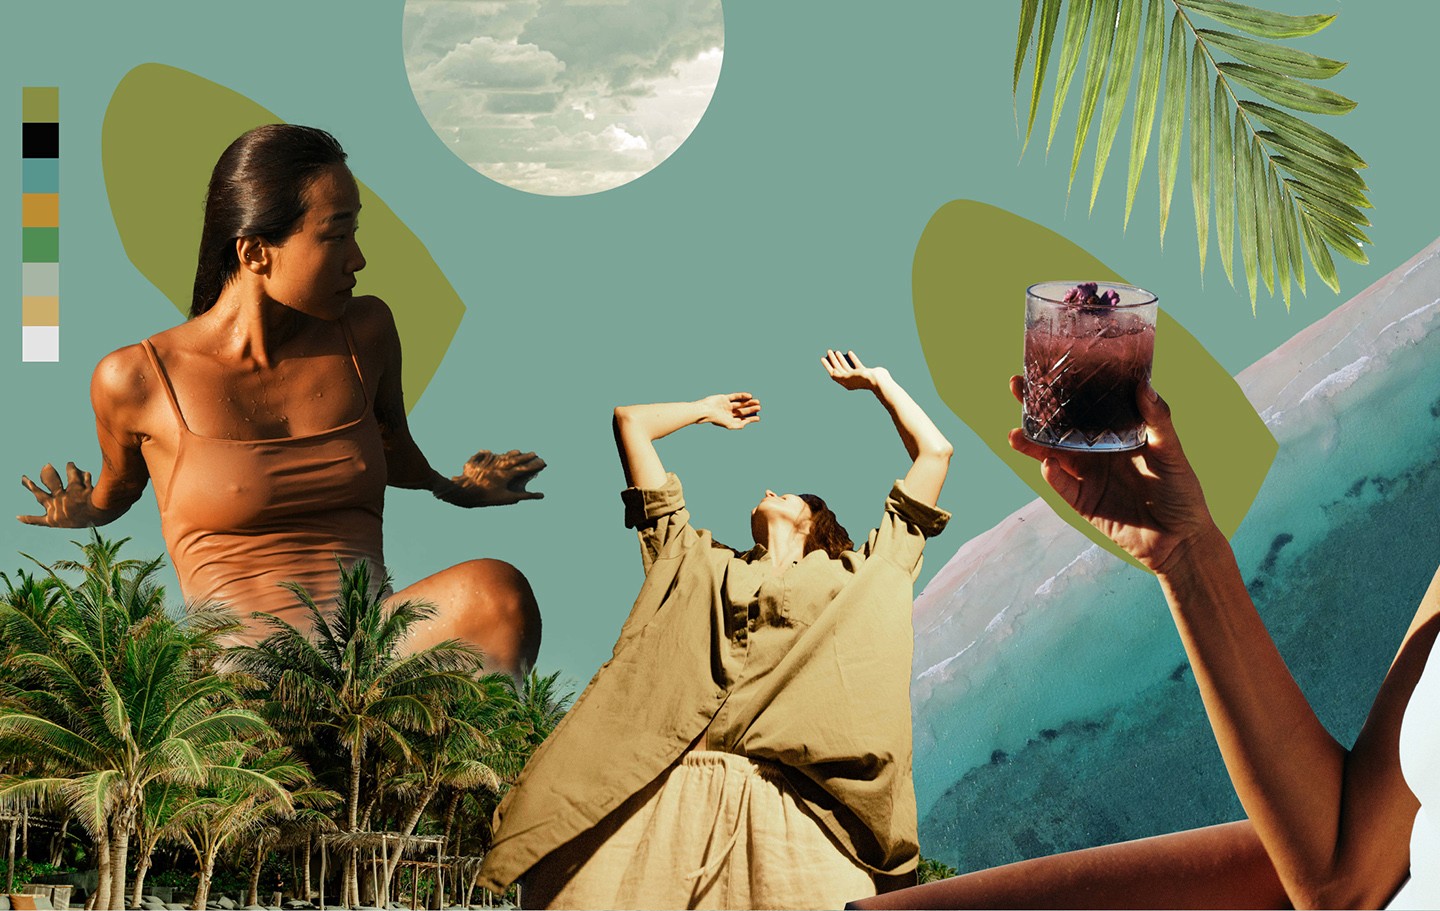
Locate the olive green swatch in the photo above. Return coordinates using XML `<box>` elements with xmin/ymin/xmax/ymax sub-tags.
<box><xmin>22</xmin><ymin>86</ymin><xmax>59</xmax><ymax>122</ymax></box>
<box><xmin>913</xmin><ymin>200</ymin><xmax>1276</xmax><ymax>569</ymax></box>
<box><xmin>101</xmin><ymin>63</ymin><xmax>464</xmax><ymax>411</ymax></box>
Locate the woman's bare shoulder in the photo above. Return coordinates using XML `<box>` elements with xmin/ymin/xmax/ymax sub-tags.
<box><xmin>344</xmin><ymin>296</ymin><xmax>397</xmax><ymax>339</ymax></box>
<box><xmin>91</xmin><ymin>341</ymin><xmax>161</xmax><ymax>418</ymax></box>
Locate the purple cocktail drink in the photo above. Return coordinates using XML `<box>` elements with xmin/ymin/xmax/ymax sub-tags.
<box><xmin>1022</xmin><ymin>281</ymin><xmax>1158</xmax><ymax>451</ymax></box>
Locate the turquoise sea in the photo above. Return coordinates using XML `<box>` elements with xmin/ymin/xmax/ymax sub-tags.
<box><xmin>912</xmin><ymin>243</ymin><xmax>1440</xmax><ymax>871</ymax></box>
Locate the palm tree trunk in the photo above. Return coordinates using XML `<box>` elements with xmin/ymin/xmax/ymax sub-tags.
<box><xmin>440</xmin><ymin>794</ymin><xmax>460</xmax><ymax>850</ymax></box>
<box><xmin>6</xmin><ymin>818</ymin><xmax>16</xmax><ymax>892</ymax></box>
<box><xmin>93</xmin><ymin>825</ymin><xmax>113</xmax><ymax>911</ymax></box>
<box><xmin>368</xmin><ymin>848</ymin><xmax>379</xmax><ymax>907</ymax></box>
<box><xmin>351</xmin><ymin>851</ymin><xmax>361</xmax><ymax>911</ymax></box>
<box><xmin>49</xmin><ymin>817</ymin><xmax>70</xmax><ymax>868</ymax></box>
<box><xmin>434</xmin><ymin>838</ymin><xmax>444</xmax><ymax>911</ymax></box>
<box><xmin>247</xmin><ymin>839</ymin><xmax>264</xmax><ymax>907</ymax></box>
<box><xmin>131</xmin><ymin>844</ymin><xmax>154</xmax><ymax>909</ymax></box>
<box><xmin>194</xmin><ymin>852</ymin><xmax>217</xmax><ymax>911</ymax></box>
<box><xmin>110</xmin><ymin>808</ymin><xmax>134</xmax><ymax>910</ymax></box>
<box><xmin>303</xmin><ymin>835</ymin><xmax>313</xmax><ymax>902</ymax></box>
<box><xmin>344</xmin><ymin>750</ymin><xmax>362</xmax><ymax>910</ymax></box>
<box><xmin>381</xmin><ymin>784</ymin><xmax>441</xmax><ymax>900</ymax></box>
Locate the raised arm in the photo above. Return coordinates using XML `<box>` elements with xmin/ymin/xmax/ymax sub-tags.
<box><xmin>822</xmin><ymin>350</ymin><xmax>952</xmax><ymax>507</ymax></box>
<box><xmin>18</xmin><ymin>347</ymin><xmax>150</xmax><ymax>528</ymax></box>
<box><xmin>361</xmin><ymin>298</ymin><xmax>544</xmax><ymax>507</ymax></box>
<box><xmin>1008</xmin><ymin>377</ymin><xmax>1424</xmax><ymax>908</ymax></box>
<box><xmin>612</xmin><ymin>394</ymin><xmax>760</xmax><ymax>489</ymax></box>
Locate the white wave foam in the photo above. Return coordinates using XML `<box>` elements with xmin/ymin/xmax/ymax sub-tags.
<box><xmin>1035</xmin><ymin>549</ymin><xmax>1089</xmax><ymax>597</ymax></box>
<box><xmin>1376</xmin><ymin>298</ymin><xmax>1440</xmax><ymax>339</ymax></box>
<box><xmin>917</xmin><ymin>640</ymin><xmax>977</xmax><ymax>680</ymax></box>
<box><xmin>1297</xmin><ymin>356</ymin><xmax>1371</xmax><ymax>407</ymax></box>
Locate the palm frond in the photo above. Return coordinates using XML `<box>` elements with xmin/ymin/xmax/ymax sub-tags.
<box><xmin>1013</xmin><ymin>0</ymin><xmax>1370</xmax><ymax>308</ymax></box>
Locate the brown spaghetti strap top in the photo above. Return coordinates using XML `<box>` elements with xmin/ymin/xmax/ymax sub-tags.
<box><xmin>140</xmin><ymin>320</ymin><xmax>387</xmax><ymax>638</ymax></box>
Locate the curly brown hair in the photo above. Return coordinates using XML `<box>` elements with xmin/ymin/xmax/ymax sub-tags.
<box><xmin>799</xmin><ymin>494</ymin><xmax>853</xmax><ymax>559</ymax></box>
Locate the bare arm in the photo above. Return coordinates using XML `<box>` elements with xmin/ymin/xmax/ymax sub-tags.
<box><xmin>1009</xmin><ymin>379</ymin><xmax>1423</xmax><ymax>908</ymax></box>
<box><xmin>363</xmin><ymin>298</ymin><xmax>544</xmax><ymax>507</ymax></box>
<box><xmin>612</xmin><ymin>394</ymin><xmax>760</xmax><ymax>489</ymax></box>
<box><xmin>851</xmin><ymin>821</ymin><xmax>1288</xmax><ymax>910</ymax></box>
<box><xmin>19</xmin><ymin>348</ymin><xmax>150</xmax><ymax>528</ymax></box>
<box><xmin>1155</xmin><ymin>534</ymin><xmax>1429</xmax><ymax>909</ymax></box>
<box><xmin>822</xmin><ymin>350</ymin><xmax>952</xmax><ymax>506</ymax></box>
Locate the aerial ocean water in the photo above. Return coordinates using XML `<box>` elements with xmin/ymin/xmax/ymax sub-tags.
<box><xmin>911</xmin><ymin>238</ymin><xmax>1440</xmax><ymax>871</ymax></box>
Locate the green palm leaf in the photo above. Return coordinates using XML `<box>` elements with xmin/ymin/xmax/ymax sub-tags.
<box><xmin>1048</xmin><ymin>0</ymin><xmax>1094</xmax><ymax>151</ymax></box>
<box><xmin>1212</xmin><ymin>81</ymin><xmax>1236</xmax><ymax>283</ymax></box>
<box><xmin>1253</xmin><ymin>136</ymin><xmax>1274</xmax><ymax>296</ymax></box>
<box><xmin>1236</xmin><ymin>120</ymin><xmax>1258</xmax><ymax>302</ymax></box>
<box><xmin>1189</xmin><ymin>39</ymin><xmax>1211</xmax><ymax>271</ymax></box>
<box><xmin>1091</xmin><ymin>0</ymin><xmax>1143</xmax><ymax>209</ymax></box>
<box><xmin>1123</xmin><ymin>0</ymin><xmax>1165</xmax><ymax>227</ymax></box>
<box><xmin>1015</xmin><ymin>0</ymin><xmax>1041</xmax><ymax>93</ymax></box>
<box><xmin>1174</xmin><ymin>0</ymin><xmax>1332</xmax><ymax>38</ymax></box>
<box><xmin>1270</xmin><ymin>153</ymin><xmax>1369</xmax><ymax>203</ymax></box>
<box><xmin>1216</xmin><ymin>62</ymin><xmax>1356</xmax><ymax>114</ymax></box>
<box><xmin>1020</xmin><ymin>0</ymin><xmax>1064</xmax><ymax>150</ymax></box>
<box><xmin>1195</xmin><ymin>29</ymin><xmax>1344</xmax><ymax>78</ymax></box>
<box><xmin>1267</xmin><ymin>163</ymin><xmax>1292</xmax><ymax>306</ymax></box>
<box><xmin>1243</xmin><ymin>102</ymin><xmax>1365</xmax><ymax>167</ymax></box>
<box><xmin>1068</xmin><ymin>0</ymin><xmax>1120</xmax><ymax>191</ymax></box>
<box><xmin>1156</xmin><ymin>10</ymin><xmax>1186</xmax><ymax>243</ymax></box>
<box><xmin>1012</xmin><ymin>0</ymin><xmax>1371</xmax><ymax>308</ymax></box>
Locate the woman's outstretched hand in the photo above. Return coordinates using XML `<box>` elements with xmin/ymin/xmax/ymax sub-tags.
<box><xmin>822</xmin><ymin>349</ymin><xmax>890</xmax><ymax>392</ymax></box>
<box><xmin>825</xmin><ymin>348</ymin><xmax>952</xmax><ymax>507</ymax></box>
<box><xmin>698</xmin><ymin>392</ymin><xmax>761</xmax><ymax>430</ymax></box>
<box><xmin>436</xmin><ymin>449</ymin><xmax>546</xmax><ymax>508</ymax></box>
<box><xmin>1008</xmin><ymin>376</ymin><xmax>1215</xmax><ymax>575</ymax></box>
<box><xmin>18</xmin><ymin>462</ymin><xmax>106</xmax><ymax>527</ymax></box>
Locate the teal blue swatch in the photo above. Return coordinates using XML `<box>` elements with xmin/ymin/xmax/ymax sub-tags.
<box><xmin>22</xmin><ymin>159</ymin><xmax>58</xmax><ymax>193</ymax></box>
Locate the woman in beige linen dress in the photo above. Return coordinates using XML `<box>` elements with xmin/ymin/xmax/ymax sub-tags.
<box><xmin>478</xmin><ymin>350</ymin><xmax>953</xmax><ymax>909</ymax></box>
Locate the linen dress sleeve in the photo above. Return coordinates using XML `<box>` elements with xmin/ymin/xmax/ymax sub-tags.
<box><xmin>620</xmin><ymin>471</ymin><xmax>702</xmax><ymax>574</ymax></box>
<box><xmin>857</xmin><ymin>478</ymin><xmax>952</xmax><ymax>577</ymax></box>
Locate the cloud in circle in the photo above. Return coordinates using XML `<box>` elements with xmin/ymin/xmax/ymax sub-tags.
<box><xmin>404</xmin><ymin>0</ymin><xmax>724</xmax><ymax>196</ymax></box>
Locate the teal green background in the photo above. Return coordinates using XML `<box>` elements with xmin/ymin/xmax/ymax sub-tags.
<box><xmin>1</xmin><ymin>0</ymin><xmax>1430</xmax><ymax>746</ymax></box>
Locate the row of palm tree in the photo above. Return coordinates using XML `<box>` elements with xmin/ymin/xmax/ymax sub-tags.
<box><xmin>0</xmin><ymin>533</ymin><xmax>572</xmax><ymax>910</ymax></box>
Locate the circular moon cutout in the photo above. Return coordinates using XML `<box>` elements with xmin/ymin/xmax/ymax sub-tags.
<box><xmin>404</xmin><ymin>0</ymin><xmax>724</xmax><ymax>197</ymax></box>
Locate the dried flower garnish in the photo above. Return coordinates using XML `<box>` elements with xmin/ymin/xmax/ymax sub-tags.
<box><xmin>1063</xmin><ymin>281</ymin><xmax>1120</xmax><ymax>308</ymax></box>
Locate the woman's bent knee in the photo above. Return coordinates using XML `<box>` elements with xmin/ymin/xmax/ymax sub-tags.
<box><xmin>396</xmin><ymin>559</ymin><xmax>541</xmax><ymax>680</ymax></box>
<box><xmin>448</xmin><ymin>559</ymin><xmax>541</xmax><ymax>676</ymax></box>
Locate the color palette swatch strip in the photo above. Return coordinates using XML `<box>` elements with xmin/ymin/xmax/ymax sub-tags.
<box><xmin>22</xmin><ymin>87</ymin><xmax>59</xmax><ymax>362</ymax></box>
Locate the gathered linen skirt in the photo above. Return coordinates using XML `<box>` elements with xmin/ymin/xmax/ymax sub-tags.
<box><xmin>521</xmin><ymin>750</ymin><xmax>877</xmax><ymax>910</ymax></box>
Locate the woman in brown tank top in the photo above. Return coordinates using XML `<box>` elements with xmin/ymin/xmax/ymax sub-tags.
<box><xmin>17</xmin><ymin>124</ymin><xmax>543</xmax><ymax>683</ymax></box>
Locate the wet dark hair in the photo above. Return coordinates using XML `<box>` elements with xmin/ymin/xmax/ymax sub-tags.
<box><xmin>190</xmin><ymin>124</ymin><xmax>348</xmax><ymax>317</ymax></box>
<box><xmin>799</xmin><ymin>494</ymin><xmax>853</xmax><ymax>559</ymax></box>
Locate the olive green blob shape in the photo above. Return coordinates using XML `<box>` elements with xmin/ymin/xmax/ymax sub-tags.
<box><xmin>101</xmin><ymin>63</ymin><xmax>464</xmax><ymax>411</ymax></box>
<box><xmin>914</xmin><ymin>200</ymin><xmax>1276</xmax><ymax>569</ymax></box>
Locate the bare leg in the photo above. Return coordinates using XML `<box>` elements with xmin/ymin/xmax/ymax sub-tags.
<box><xmin>847</xmin><ymin>820</ymin><xmax>1290</xmax><ymax>910</ymax></box>
<box><xmin>391</xmin><ymin>559</ymin><xmax>542</xmax><ymax>689</ymax></box>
